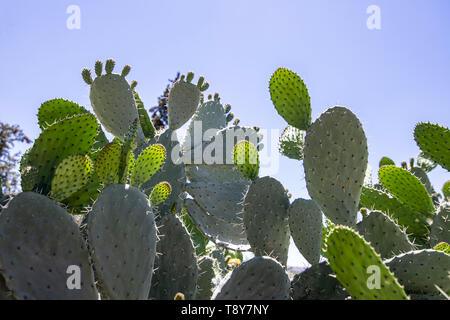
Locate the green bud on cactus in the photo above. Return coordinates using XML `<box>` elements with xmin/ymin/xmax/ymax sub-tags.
<box><xmin>94</xmin><ymin>60</ymin><xmax>103</xmax><ymax>77</ymax></box>
<box><xmin>82</xmin><ymin>68</ymin><xmax>93</xmax><ymax>85</ymax></box>
<box><xmin>105</xmin><ymin>58</ymin><xmax>115</xmax><ymax>74</ymax></box>
<box><xmin>186</xmin><ymin>71</ymin><xmax>194</xmax><ymax>83</ymax></box>
<box><xmin>121</xmin><ymin>64</ymin><xmax>131</xmax><ymax>77</ymax></box>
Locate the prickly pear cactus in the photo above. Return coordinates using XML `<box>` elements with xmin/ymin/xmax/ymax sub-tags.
<box><xmin>212</xmin><ymin>256</ymin><xmax>290</xmax><ymax>300</ymax></box>
<box><xmin>414</xmin><ymin>122</ymin><xmax>450</xmax><ymax>171</ymax></box>
<box><xmin>0</xmin><ymin>192</ymin><xmax>98</xmax><ymax>299</ymax></box>
<box><xmin>288</xmin><ymin>198</ymin><xmax>323</xmax><ymax>265</ymax></box>
<box><xmin>326</xmin><ymin>226</ymin><xmax>408</xmax><ymax>300</ymax></box>
<box><xmin>356</xmin><ymin>211</ymin><xmax>415</xmax><ymax>259</ymax></box>
<box><xmin>278</xmin><ymin>125</ymin><xmax>304</xmax><ymax>161</ymax></box>
<box><xmin>87</xmin><ymin>184</ymin><xmax>157</xmax><ymax>300</ymax></box>
<box><xmin>430</xmin><ymin>202</ymin><xmax>450</xmax><ymax>247</ymax></box>
<box><xmin>303</xmin><ymin>106</ymin><xmax>368</xmax><ymax>226</ymax></box>
<box><xmin>233</xmin><ymin>140</ymin><xmax>259</xmax><ymax>181</ymax></box>
<box><xmin>243</xmin><ymin>176</ymin><xmax>290</xmax><ymax>266</ymax></box>
<box><xmin>269</xmin><ymin>68</ymin><xmax>311</xmax><ymax>130</ymax></box>
<box><xmin>83</xmin><ymin>59</ymin><xmax>145</xmax><ymax>143</ymax></box>
<box><xmin>195</xmin><ymin>256</ymin><xmax>219</xmax><ymax>300</ymax></box>
<box><xmin>379</xmin><ymin>157</ymin><xmax>395</xmax><ymax>167</ymax></box>
<box><xmin>149</xmin><ymin>213</ymin><xmax>198</xmax><ymax>300</ymax></box>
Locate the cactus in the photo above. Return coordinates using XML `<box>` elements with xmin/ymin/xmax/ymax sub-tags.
<box><xmin>379</xmin><ymin>157</ymin><xmax>395</xmax><ymax>167</ymax></box>
<box><xmin>269</xmin><ymin>68</ymin><xmax>311</xmax><ymax>130</ymax></box>
<box><xmin>414</xmin><ymin>122</ymin><xmax>450</xmax><ymax>171</ymax></box>
<box><xmin>233</xmin><ymin>140</ymin><xmax>259</xmax><ymax>181</ymax></box>
<box><xmin>443</xmin><ymin>181</ymin><xmax>450</xmax><ymax>200</ymax></box>
<box><xmin>149</xmin><ymin>214</ymin><xmax>198</xmax><ymax>300</ymax></box>
<box><xmin>0</xmin><ymin>192</ymin><xmax>98</xmax><ymax>299</ymax></box>
<box><xmin>212</xmin><ymin>256</ymin><xmax>290</xmax><ymax>300</ymax></box>
<box><xmin>326</xmin><ymin>226</ymin><xmax>408</xmax><ymax>300</ymax></box>
<box><xmin>195</xmin><ymin>256</ymin><xmax>219</xmax><ymax>300</ymax></box>
<box><xmin>130</xmin><ymin>144</ymin><xmax>166</xmax><ymax>188</ymax></box>
<box><xmin>87</xmin><ymin>184</ymin><xmax>157</xmax><ymax>300</ymax></box>
<box><xmin>278</xmin><ymin>125</ymin><xmax>304</xmax><ymax>161</ymax></box>
<box><xmin>288</xmin><ymin>198</ymin><xmax>323</xmax><ymax>265</ymax></box>
<box><xmin>416</xmin><ymin>152</ymin><xmax>437</xmax><ymax>173</ymax></box>
<box><xmin>430</xmin><ymin>202</ymin><xmax>450</xmax><ymax>247</ymax></box>
<box><xmin>149</xmin><ymin>181</ymin><xmax>172</xmax><ymax>206</ymax></box>
<box><xmin>303</xmin><ymin>106</ymin><xmax>368</xmax><ymax>226</ymax></box>
<box><xmin>243</xmin><ymin>176</ymin><xmax>290</xmax><ymax>266</ymax></box>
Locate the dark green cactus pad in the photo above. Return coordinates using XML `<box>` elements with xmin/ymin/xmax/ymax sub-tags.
<box><xmin>89</xmin><ymin>63</ymin><xmax>145</xmax><ymax>143</ymax></box>
<box><xmin>385</xmin><ymin>249</ymin><xmax>450</xmax><ymax>295</ymax></box>
<box><xmin>417</xmin><ymin>152</ymin><xmax>437</xmax><ymax>173</ymax></box>
<box><xmin>410</xmin><ymin>166</ymin><xmax>433</xmax><ymax>195</ymax></box>
<box><xmin>233</xmin><ymin>140</ymin><xmax>259</xmax><ymax>181</ymax></box>
<box><xmin>186</xmin><ymin>180</ymin><xmax>249</xmax><ymax>224</ymax></box>
<box><xmin>118</xmin><ymin>119</ymin><xmax>138</xmax><ymax>184</ymax></box>
<box><xmin>269</xmin><ymin>68</ymin><xmax>311</xmax><ymax>130</ymax></box>
<box><xmin>430</xmin><ymin>202</ymin><xmax>450</xmax><ymax>247</ymax></box>
<box><xmin>212</xmin><ymin>256</ymin><xmax>290</xmax><ymax>300</ymax></box>
<box><xmin>50</xmin><ymin>154</ymin><xmax>94</xmax><ymax>201</ymax></box>
<box><xmin>326</xmin><ymin>226</ymin><xmax>408</xmax><ymax>300</ymax></box>
<box><xmin>37</xmin><ymin>98</ymin><xmax>89</xmax><ymax>130</ymax></box>
<box><xmin>195</xmin><ymin>256</ymin><xmax>219</xmax><ymax>300</ymax></box>
<box><xmin>179</xmin><ymin>209</ymin><xmax>210</xmax><ymax>256</ymax></box>
<box><xmin>149</xmin><ymin>213</ymin><xmax>198</xmax><ymax>300</ymax></box>
<box><xmin>133</xmin><ymin>89</ymin><xmax>156</xmax><ymax>140</ymax></box>
<box><xmin>243</xmin><ymin>176</ymin><xmax>290</xmax><ymax>266</ymax></box>
<box><xmin>182</xmin><ymin>99</ymin><xmax>227</xmax><ymax>155</ymax></box>
<box><xmin>137</xmin><ymin>129</ymin><xmax>186</xmax><ymax>217</ymax></box>
<box><xmin>356</xmin><ymin>211</ymin><xmax>415</xmax><ymax>259</ymax></box>
<box><xmin>130</xmin><ymin>144</ymin><xmax>166</xmax><ymax>188</ymax></box>
<box><xmin>22</xmin><ymin>114</ymin><xmax>99</xmax><ymax>194</ymax></box>
<box><xmin>414</xmin><ymin>122</ymin><xmax>450</xmax><ymax>171</ymax></box>
<box><xmin>379</xmin><ymin>157</ymin><xmax>395</xmax><ymax>168</ymax></box>
<box><xmin>87</xmin><ymin>184</ymin><xmax>157</xmax><ymax>299</ymax></box>
<box><xmin>378</xmin><ymin>165</ymin><xmax>435</xmax><ymax>217</ymax></box>
<box><xmin>61</xmin><ymin>175</ymin><xmax>102</xmax><ymax>214</ymax></box>
<box><xmin>290</xmin><ymin>262</ymin><xmax>348</xmax><ymax>300</ymax></box>
<box><xmin>184</xmin><ymin>199</ymin><xmax>251</xmax><ymax>251</ymax></box>
<box><xmin>288</xmin><ymin>198</ymin><xmax>323</xmax><ymax>265</ymax></box>
<box><xmin>0</xmin><ymin>192</ymin><xmax>98</xmax><ymax>299</ymax></box>
<box><xmin>168</xmin><ymin>80</ymin><xmax>201</xmax><ymax>130</ymax></box>
<box><xmin>95</xmin><ymin>142</ymin><xmax>121</xmax><ymax>185</ymax></box>
<box><xmin>359</xmin><ymin>186</ymin><xmax>429</xmax><ymax>241</ymax></box>
<box><xmin>149</xmin><ymin>181</ymin><xmax>171</xmax><ymax>206</ymax></box>
<box><xmin>303</xmin><ymin>106</ymin><xmax>368</xmax><ymax>226</ymax></box>
<box><xmin>279</xmin><ymin>125</ymin><xmax>304</xmax><ymax>160</ymax></box>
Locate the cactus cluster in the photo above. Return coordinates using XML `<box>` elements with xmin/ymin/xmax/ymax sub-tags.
<box><xmin>0</xmin><ymin>61</ymin><xmax>448</xmax><ymax>300</ymax></box>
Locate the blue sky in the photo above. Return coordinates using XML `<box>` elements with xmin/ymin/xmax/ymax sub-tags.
<box><xmin>1</xmin><ymin>0</ymin><xmax>449</xmax><ymax>267</ymax></box>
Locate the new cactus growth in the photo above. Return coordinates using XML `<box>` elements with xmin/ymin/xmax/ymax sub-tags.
<box><xmin>414</xmin><ymin>123</ymin><xmax>450</xmax><ymax>171</ymax></box>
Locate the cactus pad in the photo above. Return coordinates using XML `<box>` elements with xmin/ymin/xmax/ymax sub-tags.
<box><xmin>379</xmin><ymin>157</ymin><xmax>395</xmax><ymax>168</ymax></box>
<box><xmin>37</xmin><ymin>98</ymin><xmax>89</xmax><ymax>130</ymax></box>
<box><xmin>279</xmin><ymin>125</ymin><xmax>304</xmax><ymax>160</ymax></box>
<box><xmin>149</xmin><ymin>214</ymin><xmax>198</xmax><ymax>300</ymax></box>
<box><xmin>212</xmin><ymin>256</ymin><xmax>290</xmax><ymax>300</ymax></box>
<box><xmin>243</xmin><ymin>176</ymin><xmax>290</xmax><ymax>266</ymax></box>
<box><xmin>130</xmin><ymin>144</ymin><xmax>166</xmax><ymax>188</ymax></box>
<box><xmin>168</xmin><ymin>79</ymin><xmax>201</xmax><ymax>130</ymax></box>
<box><xmin>288</xmin><ymin>198</ymin><xmax>323</xmax><ymax>265</ymax></box>
<box><xmin>95</xmin><ymin>142</ymin><xmax>121</xmax><ymax>185</ymax></box>
<box><xmin>378</xmin><ymin>165</ymin><xmax>435</xmax><ymax>217</ymax></box>
<box><xmin>414</xmin><ymin>123</ymin><xmax>450</xmax><ymax>171</ymax></box>
<box><xmin>326</xmin><ymin>226</ymin><xmax>408</xmax><ymax>300</ymax></box>
<box><xmin>430</xmin><ymin>202</ymin><xmax>450</xmax><ymax>247</ymax></box>
<box><xmin>195</xmin><ymin>256</ymin><xmax>219</xmax><ymax>300</ymax></box>
<box><xmin>233</xmin><ymin>140</ymin><xmax>259</xmax><ymax>181</ymax></box>
<box><xmin>0</xmin><ymin>192</ymin><xmax>98</xmax><ymax>299</ymax></box>
<box><xmin>303</xmin><ymin>106</ymin><xmax>368</xmax><ymax>226</ymax></box>
<box><xmin>149</xmin><ymin>182</ymin><xmax>171</xmax><ymax>206</ymax></box>
<box><xmin>87</xmin><ymin>184</ymin><xmax>157</xmax><ymax>299</ymax></box>
<box><xmin>269</xmin><ymin>68</ymin><xmax>311</xmax><ymax>130</ymax></box>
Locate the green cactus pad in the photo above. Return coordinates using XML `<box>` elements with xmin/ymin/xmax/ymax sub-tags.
<box><xmin>414</xmin><ymin>122</ymin><xmax>450</xmax><ymax>171</ymax></box>
<box><xmin>195</xmin><ymin>256</ymin><xmax>219</xmax><ymax>300</ymax></box>
<box><xmin>385</xmin><ymin>249</ymin><xmax>450</xmax><ymax>295</ymax></box>
<box><xmin>433</xmin><ymin>242</ymin><xmax>450</xmax><ymax>254</ymax></box>
<box><xmin>417</xmin><ymin>152</ymin><xmax>437</xmax><ymax>173</ymax></box>
<box><xmin>410</xmin><ymin>166</ymin><xmax>433</xmax><ymax>195</ymax></box>
<box><xmin>50</xmin><ymin>154</ymin><xmax>93</xmax><ymax>201</ymax></box>
<box><xmin>378</xmin><ymin>165</ymin><xmax>435</xmax><ymax>217</ymax></box>
<box><xmin>186</xmin><ymin>180</ymin><xmax>250</xmax><ymax>224</ymax></box>
<box><xmin>288</xmin><ymin>198</ymin><xmax>323</xmax><ymax>265</ymax></box>
<box><xmin>182</xmin><ymin>99</ymin><xmax>227</xmax><ymax>155</ymax></box>
<box><xmin>233</xmin><ymin>141</ymin><xmax>259</xmax><ymax>181</ymax></box>
<box><xmin>136</xmin><ymin>129</ymin><xmax>186</xmax><ymax>217</ymax></box>
<box><xmin>356</xmin><ymin>211</ymin><xmax>415</xmax><ymax>259</ymax></box>
<box><xmin>179</xmin><ymin>208</ymin><xmax>210</xmax><ymax>256</ymax></box>
<box><xmin>212</xmin><ymin>256</ymin><xmax>290</xmax><ymax>300</ymax></box>
<box><xmin>326</xmin><ymin>226</ymin><xmax>408</xmax><ymax>300</ymax></box>
<box><xmin>269</xmin><ymin>68</ymin><xmax>311</xmax><ymax>130</ymax></box>
<box><xmin>37</xmin><ymin>98</ymin><xmax>89</xmax><ymax>130</ymax></box>
<box><xmin>0</xmin><ymin>192</ymin><xmax>98</xmax><ymax>299</ymax></box>
<box><xmin>130</xmin><ymin>144</ymin><xmax>166</xmax><ymax>187</ymax></box>
<box><xmin>443</xmin><ymin>181</ymin><xmax>450</xmax><ymax>200</ymax></box>
<box><xmin>133</xmin><ymin>89</ymin><xmax>156</xmax><ymax>140</ymax></box>
<box><xmin>379</xmin><ymin>157</ymin><xmax>395</xmax><ymax>168</ymax></box>
<box><xmin>87</xmin><ymin>184</ymin><xmax>157</xmax><ymax>299</ymax></box>
<box><xmin>303</xmin><ymin>106</ymin><xmax>368</xmax><ymax>226</ymax></box>
<box><xmin>291</xmin><ymin>262</ymin><xmax>348</xmax><ymax>300</ymax></box>
<box><xmin>168</xmin><ymin>79</ymin><xmax>201</xmax><ymax>130</ymax></box>
<box><xmin>149</xmin><ymin>214</ymin><xmax>198</xmax><ymax>300</ymax></box>
<box><xmin>430</xmin><ymin>202</ymin><xmax>450</xmax><ymax>247</ymax></box>
<box><xmin>23</xmin><ymin>114</ymin><xmax>99</xmax><ymax>194</ymax></box>
<box><xmin>61</xmin><ymin>175</ymin><xmax>102</xmax><ymax>214</ymax></box>
<box><xmin>95</xmin><ymin>142</ymin><xmax>121</xmax><ymax>185</ymax></box>
<box><xmin>118</xmin><ymin>119</ymin><xmax>138</xmax><ymax>184</ymax></box>
<box><xmin>278</xmin><ymin>125</ymin><xmax>304</xmax><ymax>160</ymax></box>
<box><xmin>359</xmin><ymin>186</ymin><xmax>429</xmax><ymax>241</ymax></box>
<box><xmin>149</xmin><ymin>181</ymin><xmax>171</xmax><ymax>206</ymax></box>
<box><xmin>184</xmin><ymin>199</ymin><xmax>251</xmax><ymax>251</ymax></box>
<box><xmin>89</xmin><ymin>63</ymin><xmax>144</xmax><ymax>142</ymax></box>
<box><xmin>243</xmin><ymin>176</ymin><xmax>290</xmax><ymax>266</ymax></box>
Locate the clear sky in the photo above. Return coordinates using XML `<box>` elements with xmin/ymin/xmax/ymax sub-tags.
<box><xmin>1</xmin><ymin>0</ymin><xmax>449</xmax><ymax>267</ymax></box>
